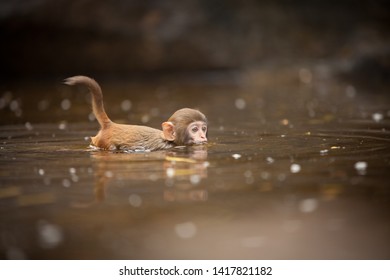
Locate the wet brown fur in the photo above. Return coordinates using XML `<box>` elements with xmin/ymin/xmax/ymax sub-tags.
<box><xmin>64</xmin><ymin>76</ymin><xmax>207</xmax><ymax>151</ymax></box>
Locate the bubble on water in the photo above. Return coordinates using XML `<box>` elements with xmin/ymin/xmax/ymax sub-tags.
<box><xmin>128</xmin><ymin>194</ymin><xmax>142</xmax><ymax>207</ymax></box>
<box><xmin>240</xmin><ymin>236</ymin><xmax>265</xmax><ymax>248</ymax></box>
<box><xmin>38</xmin><ymin>169</ymin><xmax>45</xmax><ymax>176</ymax></box>
<box><xmin>37</xmin><ymin>220</ymin><xmax>64</xmax><ymax>249</ymax></box>
<box><xmin>354</xmin><ymin>161</ymin><xmax>367</xmax><ymax>175</ymax></box>
<box><xmin>372</xmin><ymin>112</ymin><xmax>383</xmax><ymax>122</ymax></box>
<box><xmin>69</xmin><ymin>167</ymin><xmax>76</xmax><ymax>174</ymax></box>
<box><xmin>61</xmin><ymin>99</ymin><xmax>71</xmax><ymax>110</ymax></box>
<box><xmin>62</xmin><ymin>179</ymin><xmax>71</xmax><ymax>187</ymax></box>
<box><xmin>299</xmin><ymin>198</ymin><xmax>318</xmax><ymax>213</ymax></box>
<box><xmin>345</xmin><ymin>85</ymin><xmax>356</xmax><ymax>98</ymax></box>
<box><xmin>190</xmin><ymin>174</ymin><xmax>201</xmax><ymax>185</ymax></box>
<box><xmin>232</xmin><ymin>153</ymin><xmax>241</xmax><ymax>159</ymax></box>
<box><xmin>235</xmin><ymin>98</ymin><xmax>246</xmax><ymax>110</ymax></box>
<box><xmin>166</xmin><ymin>167</ymin><xmax>175</xmax><ymax>178</ymax></box>
<box><xmin>175</xmin><ymin>222</ymin><xmax>197</xmax><ymax>239</ymax></box>
<box><xmin>299</xmin><ymin>68</ymin><xmax>312</xmax><ymax>84</ymax></box>
<box><xmin>290</xmin><ymin>163</ymin><xmax>301</xmax><ymax>173</ymax></box>
<box><xmin>266</xmin><ymin>157</ymin><xmax>275</xmax><ymax>164</ymax></box>
<box><xmin>121</xmin><ymin>99</ymin><xmax>132</xmax><ymax>112</ymax></box>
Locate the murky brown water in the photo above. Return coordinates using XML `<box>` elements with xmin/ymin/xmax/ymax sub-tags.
<box><xmin>1</xmin><ymin>70</ymin><xmax>390</xmax><ymax>259</ymax></box>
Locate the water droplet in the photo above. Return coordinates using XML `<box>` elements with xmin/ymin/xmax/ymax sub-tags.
<box><xmin>62</xmin><ymin>179</ymin><xmax>71</xmax><ymax>187</ymax></box>
<box><xmin>299</xmin><ymin>198</ymin><xmax>318</xmax><ymax>213</ymax></box>
<box><xmin>299</xmin><ymin>68</ymin><xmax>312</xmax><ymax>84</ymax></box>
<box><xmin>61</xmin><ymin>99</ymin><xmax>71</xmax><ymax>110</ymax></box>
<box><xmin>372</xmin><ymin>113</ymin><xmax>383</xmax><ymax>122</ymax></box>
<box><xmin>128</xmin><ymin>194</ymin><xmax>142</xmax><ymax>207</ymax></box>
<box><xmin>354</xmin><ymin>161</ymin><xmax>367</xmax><ymax>175</ymax></box>
<box><xmin>266</xmin><ymin>157</ymin><xmax>275</xmax><ymax>164</ymax></box>
<box><xmin>37</xmin><ymin>220</ymin><xmax>63</xmax><ymax>249</ymax></box>
<box><xmin>345</xmin><ymin>85</ymin><xmax>356</xmax><ymax>98</ymax></box>
<box><xmin>58</xmin><ymin>122</ymin><xmax>67</xmax><ymax>130</ymax></box>
<box><xmin>141</xmin><ymin>114</ymin><xmax>150</xmax><ymax>123</ymax></box>
<box><xmin>190</xmin><ymin>174</ymin><xmax>201</xmax><ymax>185</ymax></box>
<box><xmin>175</xmin><ymin>222</ymin><xmax>197</xmax><ymax>239</ymax></box>
<box><xmin>38</xmin><ymin>169</ymin><xmax>45</xmax><ymax>176</ymax></box>
<box><xmin>235</xmin><ymin>98</ymin><xmax>246</xmax><ymax>110</ymax></box>
<box><xmin>166</xmin><ymin>168</ymin><xmax>175</xmax><ymax>178</ymax></box>
<box><xmin>121</xmin><ymin>100</ymin><xmax>132</xmax><ymax>112</ymax></box>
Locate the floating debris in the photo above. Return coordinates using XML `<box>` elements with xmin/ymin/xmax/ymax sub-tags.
<box><xmin>266</xmin><ymin>157</ymin><xmax>275</xmax><ymax>164</ymax></box>
<box><xmin>354</xmin><ymin>161</ymin><xmax>368</xmax><ymax>175</ymax></box>
<box><xmin>232</xmin><ymin>153</ymin><xmax>242</xmax><ymax>159</ymax></box>
<box><xmin>320</xmin><ymin>149</ymin><xmax>329</xmax><ymax>155</ymax></box>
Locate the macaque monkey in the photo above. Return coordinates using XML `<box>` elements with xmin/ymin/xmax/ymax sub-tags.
<box><xmin>64</xmin><ymin>76</ymin><xmax>208</xmax><ymax>151</ymax></box>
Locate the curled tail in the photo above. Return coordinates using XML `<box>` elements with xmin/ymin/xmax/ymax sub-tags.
<box><xmin>64</xmin><ymin>75</ymin><xmax>111</xmax><ymax>128</ymax></box>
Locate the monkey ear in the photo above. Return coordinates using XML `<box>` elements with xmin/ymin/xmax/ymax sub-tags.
<box><xmin>162</xmin><ymin>122</ymin><xmax>175</xmax><ymax>141</ymax></box>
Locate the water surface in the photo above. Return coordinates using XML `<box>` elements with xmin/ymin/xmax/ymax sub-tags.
<box><xmin>1</xmin><ymin>72</ymin><xmax>389</xmax><ymax>259</ymax></box>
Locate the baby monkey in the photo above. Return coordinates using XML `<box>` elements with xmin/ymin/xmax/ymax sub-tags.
<box><xmin>64</xmin><ymin>76</ymin><xmax>208</xmax><ymax>151</ymax></box>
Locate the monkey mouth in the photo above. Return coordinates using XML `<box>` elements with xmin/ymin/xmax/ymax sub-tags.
<box><xmin>191</xmin><ymin>140</ymin><xmax>207</xmax><ymax>145</ymax></box>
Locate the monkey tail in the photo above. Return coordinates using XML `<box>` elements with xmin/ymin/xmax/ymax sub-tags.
<box><xmin>64</xmin><ymin>76</ymin><xmax>111</xmax><ymax>128</ymax></box>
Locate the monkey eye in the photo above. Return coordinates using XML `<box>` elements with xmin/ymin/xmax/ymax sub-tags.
<box><xmin>192</xmin><ymin>127</ymin><xmax>199</xmax><ymax>133</ymax></box>
<box><xmin>202</xmin><ymin>126</ymin><xmax>207</xmax><ymax>132</ymax></box>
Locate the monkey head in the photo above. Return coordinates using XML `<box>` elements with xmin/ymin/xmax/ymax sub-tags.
<box><xmin>162</xmin><ymin>108</ymin><xmax>208</xmax><ymax>146</ymax></box>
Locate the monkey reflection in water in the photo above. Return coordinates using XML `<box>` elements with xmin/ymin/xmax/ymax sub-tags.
<box><xmin>70</xmin><ymin>148</ymin><xmax>209</xmax><ymax>207</ymax></box>
<box><xmin>63</xmin><ymin>76</ymin><xmax>209</xmax><ymax>206</ymax></box>
<box><xmin>64</xmin><ymin>76</ymin><xmax>208</xmax><ymax>151</ymax></box>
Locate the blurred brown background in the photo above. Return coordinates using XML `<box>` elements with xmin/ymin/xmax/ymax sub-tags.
<box><xmin>1</xmin><ymin>0</ymin><xmax>389</xmax><ymax>86</ymax></box>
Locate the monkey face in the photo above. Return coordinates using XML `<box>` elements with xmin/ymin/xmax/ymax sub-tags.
<box><xmin>185</xmin><ymin>121</ymin><xmax>208</xmax><ymax>145</ymax></box>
